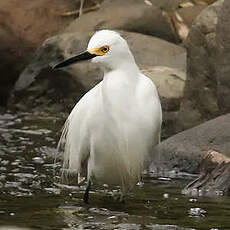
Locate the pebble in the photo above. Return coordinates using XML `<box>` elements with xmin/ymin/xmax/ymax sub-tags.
<box><xmin>189</xmin><ymin>198</ymin><xmax>197</xmax><ymax>203</ymax></box>
<box><xmin>44</xmin><ymin>188</ymin><xmax>61</xmax><ymax>195</ymax></box>
<box><xmin>32</xmin><ymin>156</ymin><xmax>45</xmax><ymax>164</ymax></box>
<box><xmin>0</xmin><ymin>167</ymin><xmax>6</xmax><ymax>172</ymax></box>
<box><xmin>158</xmin><ymin>177</ymin><xmax>171</xmax><ymax>181</ymax></box>
<box><xmin>163</xmin><ymin>193</ymin><xmax>169</xmax><ymax>199</ymax></box>
<box><xmin>215</xmin><ymin>190</ymin><xmax>224</xmax><ymax>196</ymax></box>
<box><xmin>189</xmin><ymin>207</ymin><xmax>206</xmax><ymax>217</ymax></box>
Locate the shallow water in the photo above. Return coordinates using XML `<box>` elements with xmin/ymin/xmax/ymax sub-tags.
<box><xmin>0</xmin><ymin>112</ymin><xmax>230</xmax><ymax>230</ymax></box>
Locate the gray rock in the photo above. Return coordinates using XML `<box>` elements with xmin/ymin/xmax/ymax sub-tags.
<box><xmin>143</xmin><ymin>66</ymin><xmax>186</xmax><ymax>105</ymax></box>
<box><xmin>0</xmin><ymin>228</ymin><xmax>32</xmax><ymax>230</ymax></box>
<box><xmin>215</xmin><ymin>0</ymin><xmax>230</xmax><ymax>113</ymax></box>
<box><xmin>151</xmin><ymin>113</ymin><xmax>230</xmax><ymax>174</ymax></box>
<box><xmin>143</xmin><ymin>66</ymin><xmax>186</xmax><ymax>138</ymax></box>
<box><xmin>13</xmin><ymin>31</ymin><xmax>186</xmax><ymax>113</ymax></box>
<box><xmin>183</xmin><ymin>150</ymin><xmax>230</xmax><ymax>195</ymax></box>
<box><xmin>65</xmin><ymin>0</ymin><xmax>182</xmax><ymax>43</ymax></box>
<box><xmin>146</xmin><ymin>224</ymin><xmax>196</xmax><ymax>230</ymax></box>
<box><xmin>177</xmin><ymin>0</ymin><xmax>224</xmax><ymax>131</ymax></box>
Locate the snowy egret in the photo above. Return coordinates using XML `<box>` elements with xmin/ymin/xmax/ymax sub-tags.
<box><xmin>54</xmin><ymin>30</ymin><xmax>162</xmax><ymax>203</ymax></box>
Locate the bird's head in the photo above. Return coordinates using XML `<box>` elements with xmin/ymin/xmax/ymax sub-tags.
<box><xmin>53</xmin><ymin>30</ymin><xmax>135</xmax><ymax>71</ymax></box>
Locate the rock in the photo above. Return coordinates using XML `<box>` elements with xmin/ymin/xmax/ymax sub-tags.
<box><xmin>0</xmin><ymin>0</ymin><xmax>77</xmax><ymax>106</ymax></box>
<box><xmin>183</xmin><ymin>150</ymin><xmax>230</xmax><ymax>195</ymax></box>
<box><xmin>193</xmin><ymin>0</ymin><xmax>218</xmax><ymax>4</ymax></box>
<box><xmin>120</xmin><ymin>32</ymin><xmax>186</xmax><ymax>71</ymax></box>
<box><xmin>163</xmin><ymin>5</ymin><xmax>206</xmax><ymax>42</ymax></box>
<box><xmin>12</xmin><ymin>31</ymin><xmax>186</xmax><ymax>113</ymax></box>
<box><xmin>177</xmin><ymin>0</ymin><xmax>224</xmax><ymax>131</ymax></box>
<box><xmin>0</xmin><ymin>227</ymin><xmax>32</xmax><ymax>230</ymax></box>
<box><xmin>176</xmin><ymin>5</ymin><xmax>206</xmax><ymax>27</ymax></box>
<box><xmin>150</xmin><ymin>113</ymin><xmax>230</xmax><ymax>174</ymax></box>
<box><xmin>215</xmin><ymin>0</ymin><xmax>230</xmax><ymax>113</ymax></box>
<box><xmin>0</xmin><ymin>0</ymin><xmax>77</xmax><ymax>47</ymax></box>
<box><xmin>142</xmin><ymin>66</ymin><xmax>186</xmax><ymax>138</ymax></box>
<box><xmin>143</xmin><ymin>67</ymin><xmax>186</xmax><ymax>106</ymax></box>
<box><xmin>65</xmin><ymin>0</ymin><xmax>182</xmax><ymax>43</ymax></box>
<box><xmin>146</xmin><ymin>225</ymin><xmax>195</xmax><ymax>230</ymax></box>
<box><xmin>0</xmin><ymin>24</ymin><xmax>28</xmax><ymax>106</ymax></box>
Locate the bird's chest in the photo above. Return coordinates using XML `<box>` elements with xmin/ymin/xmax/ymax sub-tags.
<box><xmin>89</xmin><ymin>77</ymin><xmax>154</xmax><ymax>145</ymax></box>
<box><xmin>90</xmin><ymin>95</ymin><xmax>152</xmax><ymax>145</ymax></box>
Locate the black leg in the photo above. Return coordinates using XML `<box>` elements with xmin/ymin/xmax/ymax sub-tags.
<box><xmin>83</xmin><ymin>180</ymin><xmax>91</xmax><ymax>204</ymax></box>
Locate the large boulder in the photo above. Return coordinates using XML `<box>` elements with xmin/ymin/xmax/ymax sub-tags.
<box><xmin>0</xmin><ymin>24</ymin><xmax>29</xmax><ymax>106</ymax></box>
<box><xmin>176</xmin><ymin>5</ymin><xmax>206</xmax><ymax>27</ymax></box>
<box><xmin>183</xmin><ymin>150</ymin><xmax>230</xmax><ymax>195</ymax></box>
<box><xmin>150</xmin><ymin>113</ymin><xmax>230</xmax><ymax>174</ymax></box>
<box><xmin>0</xmin><ymin>0</ymin><xmax>77</xmax><ymax>107</ymax></box>
<box><xmin>65</xmin><ymin>0</ymin><xmax>182</xmax><ymax>43</ymax></box>
<box><xmin>0</xmin><ymin>0</ymin><xmax>77</xmax><ymax>47</ymax></box>
<box><xmin>12</xmin><ymin>31</ymin><xmax>186</xmax><ymax>113</ymax></box>
<box><xmin>142</xmin><ymin>67</ymin><xmax>186</xmax><ymax>138</ymax></box>
<box><xmin>215</xmin><ymin>0</ymin><xmax>230</xmax><ymax>113</ymax></box>
<box><xmin>177</xmin><ymin>0</ymin><xmax>225</xmax><ymax>131</ymax></box>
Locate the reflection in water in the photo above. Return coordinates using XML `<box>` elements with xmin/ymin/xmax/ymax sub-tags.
<box><xmin>0</xmin><ymin>112</ymin><xmax>230</xmax><ymax>230</ymax></box>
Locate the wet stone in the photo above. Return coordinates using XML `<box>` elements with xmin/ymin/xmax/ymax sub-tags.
<box><xmin>215</xmin><ymin>190</ymin><xmax>224</xmax><ymax>196</ymax></box>
<box><xmin>4</xmin><ymin>181</ymin><xmax>22</xmax><ymax>188</ymax></box>
<box><xmin>32</xmin><ymin>157</ymin><xmax>45</xmax><ymax>164</ymax></box>
<box><xmin>11</xmin><ymin>168</ymin><xmax>20</xmax><ymax>173</ymax></box>
<box><xmin>189</xmin><ymin>207</ymin><xmax>206</xmax><ymax>217</ymax></box>
<box><xmin>0</xmin><ymin>175</ymin><xmax>6</xmax><ymax>181</ymax></box>
<box><xmin>1</xmin><ymin>133</ymin><xmax>13</xmax><ymax>142</ymax></box>
<box><xmin>189</xmin><ymin>198</ymin><xmax>197</xmax><ymax>203</ymax></box>
<box><xmin>163</xmin><ymin>193</ymin><xmax>169</xmax><ymax>199</ymax></box>
<box><xmin>114</xmin><ymin>223</ymin><xmax>141</xmax><ymax>230</ymax></box>
<box><xmin>1</xmin><ymin>160</ymin><xmax>9</xmax><ymax>165</ymax></box>
<box><xmin>30</xmin><ymin>181</ymin><xmax>41</xmax><ymax>189</ymax></box>
<box><xmin>89</xmin><ymin>208</ymin><xmax>128</xmax><ymax>217</ymax></box>
<box><xmin>13</xmin><ymin>173</ymin><xmax>35</xmax><ymax>179</ymax></box>
<box><xmin>11</xmin><ymin>161</ymin><xmax>21</xmax><ymax>166</ymax></box>
<box><xmin>146</xmin><ymin>224</ymin><xmax>196</xmax><ymax>230</ymax></box>
<box><xmin>0</xmin><ymin>167</ymin><xmax>7</xmax><ymax>172</ymax></box>
<box><xmin>44</xmin><ymin>187</ymin><xmax>61</xmax><ymax>195</ymax></box>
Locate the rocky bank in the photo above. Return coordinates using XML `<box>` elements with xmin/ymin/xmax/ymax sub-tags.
<box><xmin>1</xmin><ymin>0</ymin><xmax>230</xmax><ymax>192</ymax></box>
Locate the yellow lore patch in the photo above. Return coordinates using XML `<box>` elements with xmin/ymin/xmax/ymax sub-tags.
<box><xmin>88</xmin><ymin>45</ymin><xmax>110</xmax><ymax>56</ymax></box>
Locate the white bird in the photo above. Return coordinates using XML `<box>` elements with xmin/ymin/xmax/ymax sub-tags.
<box><xmin>54</xmin><ymin>30</ymin><xmax>162</xmax><ymax>203</ymax></box>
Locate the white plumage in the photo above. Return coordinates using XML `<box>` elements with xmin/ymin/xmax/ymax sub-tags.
<box><xmin>56</xmin><ymin>30</ymin><xmax>162</xmax><ymax>202</ymax></box>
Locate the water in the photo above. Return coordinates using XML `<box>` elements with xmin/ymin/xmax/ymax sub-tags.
<box><xmin>1</xmin><ymin>112</ymin><xmax>230</xmax><ymax>230</ymax></box>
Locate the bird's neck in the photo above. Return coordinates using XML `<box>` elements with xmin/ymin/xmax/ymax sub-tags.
<box><xmin>101</xmin><ymin>61</ymin><xmax>140</xmax><ymax>115</ymax></box>
<box><xmin>103</xmin><ymin>60</ymin><xmax>140</xmax><ymax>82</ymax></box>
<box><xmin>102</xmin><ymin>48</ymin><xmax>140</xmax><ymax>79</ymax></box>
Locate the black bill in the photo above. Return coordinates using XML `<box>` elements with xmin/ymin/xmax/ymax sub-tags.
<box><xmin>53</xmin><ymin>51</ymin><xmax>97</xmax><ymax>69</ymax></box>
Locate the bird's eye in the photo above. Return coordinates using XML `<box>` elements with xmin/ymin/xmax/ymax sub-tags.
<box><xmin>101</xmin><ymin>46</ymin><xmax>109</xmax><ymax>53</ymax></box>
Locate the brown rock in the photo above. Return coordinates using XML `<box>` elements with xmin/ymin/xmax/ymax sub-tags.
<box><xmin>176</xmin><ymin>5</ymin><xmax>206</xmax><ymax>27</ymax></box>
<box><xmin>183</xmin><ymin>150</ymin><xmax>230</xmax><ymax>195</ymax></box>
<box><xmin>0</xmin><ymin>0</ymin><xmax>77</xmax><ymax>106</ymax></box>
<box><xmin>0</xmin><ymin>0</ymin><xmax>77</xmax><ymax>46</ymax></box>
